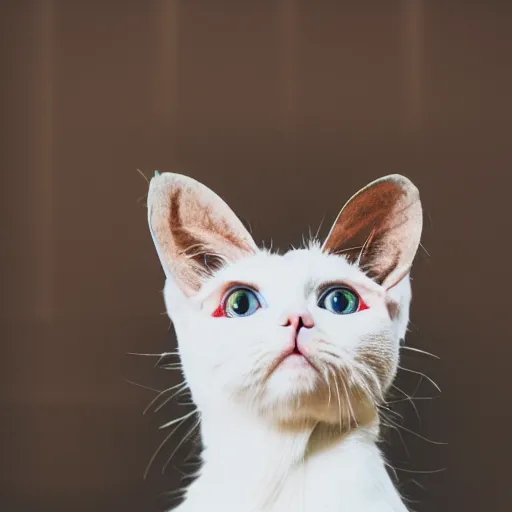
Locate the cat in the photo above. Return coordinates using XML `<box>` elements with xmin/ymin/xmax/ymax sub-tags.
<box><xmin>146</xmin><ymin>172</ymin><xmax>423</xmax><ymax>512</ymax></box>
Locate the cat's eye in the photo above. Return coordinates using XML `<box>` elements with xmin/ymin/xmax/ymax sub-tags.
<box><xmin>318</xmin><ymin>287</ymin><xmax>361</xmax><ymax>315</ymax></box>
<box><xmin>223</xmin><ymin>287</ymin><xmax>261</xmax><ymax>318</ymax></box>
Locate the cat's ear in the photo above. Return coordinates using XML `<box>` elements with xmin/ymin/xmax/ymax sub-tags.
<box><xmin>322</xmin><ymin>174</ymin><xmax>423</xmax><ymax>289</ymax></box>
<box><xmin>147</xmin><ymin>172</ymin><xmax>257</xmax><ymax>296</ymax></box>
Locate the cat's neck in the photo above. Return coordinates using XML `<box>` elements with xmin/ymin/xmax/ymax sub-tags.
<box><xmin>179</xmin><ymin>406</ymin><xmax>408</xmax><ymax>512</ymax></box>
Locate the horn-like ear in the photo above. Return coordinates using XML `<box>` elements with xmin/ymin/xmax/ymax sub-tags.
<box><xmin>322</xmin><ymin>175</ymin><xmax>423</xmax><ymax>289</ymax></box>
<box><xmin>147</xmin><ymin>172</ymin><xmax>257</xmax><ymax>296</ymax></box>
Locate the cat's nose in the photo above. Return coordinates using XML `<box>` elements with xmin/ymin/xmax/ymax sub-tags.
<box><xmin>279</xmin><ymin>312</ymin><xmax>314</xmax><ymax>331</ymax></box>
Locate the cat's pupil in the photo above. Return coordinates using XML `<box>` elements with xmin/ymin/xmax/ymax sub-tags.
<box><xmin>224</xmin><ymin>288</ymin><xmax>260</xmax><ymax>318</ymax></box>
<box><xmin>331</xmin><ymin>291</ymin><xmax>349</xmax><ymax>313</ymax></box>
<box><xmin>319</xmin><ymin>287</ymin><xmax>358</xmax><ymax>315</ymax></box>
<box><xmin>232</xmin><ymin>292</ymin><xmax>250</xmax><ymax>315</ymax></box>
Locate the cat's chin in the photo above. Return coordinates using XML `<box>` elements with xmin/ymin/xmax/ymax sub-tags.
<box><xmin>254</xmin><ymin>362</ymin><xmax>331</xmax><ymax>423</ymax></box>
<box><xmin>264</xmin><ymin>354</ymin><xmax>320</xmax><ymax>395</ymax></box>
<box><xmin>246</xmin><ymin>359</ymin><xmax>379</xmax><ymax>428</ymax></box>
<box><xmin>256</xmin><ymin>391</ymin><xmax>378</xmax><ymax>430</ymax></box>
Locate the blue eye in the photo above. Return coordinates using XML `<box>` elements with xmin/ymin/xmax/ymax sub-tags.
<box><xmin>318</xmin><ymin>287</ymin><xmax>360</xmax><ymax>315</ymax></box>
<box><xmin>224</xmin><ymin>288</ymin><xmax>261</xmax><ymax>318</ymax></box>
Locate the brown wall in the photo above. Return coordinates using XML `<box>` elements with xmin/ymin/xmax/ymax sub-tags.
<box><xmin>1</xmin><ymin>1</ymin><xmax>511</xmax><ymax>511</ymax></box>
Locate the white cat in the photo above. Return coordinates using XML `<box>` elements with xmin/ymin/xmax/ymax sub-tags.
<box><xmin>146</xmin><ymin>172</ymin><xmax>423</xmax><ymax>512</ymax></box>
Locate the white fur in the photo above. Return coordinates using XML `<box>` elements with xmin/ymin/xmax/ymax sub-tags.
<box><xmin>163</xmin><ymin>247</ymin><xmax>411</xmax><ymax>512</ymax></box>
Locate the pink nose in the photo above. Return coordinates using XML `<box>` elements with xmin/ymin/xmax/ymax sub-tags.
<box><xmin>280</xmin><ymin>312</ymin><xmax>315</xmax><ymax>331</ymax></box>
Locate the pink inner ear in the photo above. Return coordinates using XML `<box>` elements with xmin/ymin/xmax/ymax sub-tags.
<box><xmin>321</xmin><ymin>175</ymin><xmax>422</xmax><ymax>289</ymax></box>
<box><xmin>148</xmin><ymin>172</ymin><xmax>258</xmax><ymax>296</ymax></box>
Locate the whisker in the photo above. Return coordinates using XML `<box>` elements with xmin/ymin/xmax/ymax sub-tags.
<box><xmin>410</xmin><ymin>374</ymin><xmax>425</xmax><ymax>401</ymax></box>
<box><xmin>314</xmin><ymin>215</ymin><xmax>325</xmax><ymax>241</ymax></box>
<box><xmin>332</xmin><ymin>244</ymin><xmax>365</xmax><ymax>257</ymax></box>
<box><xmin>158</xmin><ymin>486</ymin><xmax>188</xmax><ymax>498</ymax></box>
<box><xmin>144</xmin><ymin>410</ymin><xmax>196</xmax><ymax>480</ymax></box>
<box><xmin>318</xmin><ymin>348</ymin><xmax>342</xmax><ymax>359</ymax></box>
<box><xmin>330</xmin><ymin>367</ymin><xmax>344</xmax><ymax>428</ymax></box>
<box><xmin>378</xmin><ymin>404</ymin><xmax>403</xmax><ymax>421</ymax></box>
<box><xmin>391</xmin><ymin>384</ymin><xmax>421</xmax><ymax>423</ymax></box>
<box><xmin>398</xmin><ymin>366</ymin><xmax>441</xmax><ymax>393</ymax></box>
<box><xmin>383</xmin><ymin>415</ymin><xmax>447</xmax><ymax>446</ymax></box>
<box><xmin>154</xmin><ymin>383</ymin><xmax>189</xmax><ymax>413</ymax></box>
<box><xmin>387</xmin><ymin>396</ymin><xmax>437</xmax><ymax>404</ymax></box>
<box><xmin>380</xmin><ymin>416</ymin><xmax>410</xmax><ymax>458</ymax></box>
<box><xmin>410</xmin><ymin>478</ymin><xmax>428</xmax><ymax>492</ymax></box>
<box><xmin>126</xmin><ymin>351</ymin><xmax>180</xmax><ymax>358</ymax></box>
<box><xmin>352</xmin><ymin>360</ymin><xmax>383</xmax><ymax>404</ymax></box>
<box><xmin>135</xmin><ymin>168</ymin><xmax>150</xmax><ymax>184</ymax></box>
<box><xmin>156</xmin><ymin>353</ymin><xmax>180</xmax><ymax>369</ymax></box>
<box><xmin>162</xmin><ymin>418</ymin><xmax>201</xmax><ymax>474</ymax></box>
<box><xmin>340</xmin><ymin>368</ymin><xmax>358</xmax><ymax>428</ymax></box>
<box><xmin>383</xmin><ymin>460</ymin><xmax>399</xmax><ymax>483</ymax></box>
<box><xmin>401</xmin><ymin>345</ymin><xmax>439</xmax><ymax>359</ymax></box>
<box><xmin>161</xmin><ymin>363</ymin><xmax>184</xmax><ymax>371</ymax></box>
<box><xmin>393</xmin><ymin>466</ymin><xmax>447</xmax><ymax>475</ymax></box>
<box><xmin>124</xmin><ymin>379</ymin><xmax>161</xmax><ymax>394</ymax></box>
<box><xmin>322</xmin><ymin>367</ymin><xmax>332</xmax><ymax>407</ymax></box>
<box><xmin>143</xmin><ymin>381</ymin><xmax>187</xmax><ymax>415</ymax></box>
<box><xmin>343</xmin><ymin>381</ymin><xmax>358</xmax><ymax>429</ymax></box>
<box><xmin>419</xmin><ymin>242</ymin><xmax>431</xmax><ymax>258</ymax></box>
<box><xmin>160</xmin><ymin>409</ymin><xmax>198</xmax><ymax>430</ymax></box>
<box><xmin>356</xmin><ymin>228</ymin><xmax>377</xmax><ymax>267</ymax></box>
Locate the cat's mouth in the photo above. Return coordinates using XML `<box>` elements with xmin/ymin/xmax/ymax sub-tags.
<box><xmin>265</xmin><ymin>345</ymin><xmax>320</xmax><ymax>379</ymax></box>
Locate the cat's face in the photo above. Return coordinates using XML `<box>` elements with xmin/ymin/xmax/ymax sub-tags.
<box><xmin>148</xmin><ymin>173</ymin><xmax>422</xmax><ymax>427</ymax></box>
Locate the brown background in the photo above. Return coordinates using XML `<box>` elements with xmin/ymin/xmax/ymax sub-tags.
<box><xmin>1</xmin><ymin>1</ymin><xmax>511</xmax><ymax>511</ymax></box>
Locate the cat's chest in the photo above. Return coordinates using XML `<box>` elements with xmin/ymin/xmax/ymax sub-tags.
<box><xmin>177</xmin><ymin>458</ymin><xmax>406</xmax><ymax>512</ymax></box>
<box><xmin>177</xmin><ymin>489</ymin><xmax>402</xmax><ymax>512</ymax></box>
<box><xmin>263</xmin><ymin>466</ymin><xmax>404</xmax><ymax>512</ymax></box>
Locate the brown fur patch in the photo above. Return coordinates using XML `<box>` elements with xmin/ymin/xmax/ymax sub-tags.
<box><xmin>385</xmin><ymin>297</ymin><xmax>400</xmax><ymax>320</ymax></box>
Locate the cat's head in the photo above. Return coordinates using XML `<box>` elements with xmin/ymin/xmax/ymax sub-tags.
<box><xmin>147</xmin><ymin>173</ymin><xmax>422</xmax><ymax>428</ymax></box>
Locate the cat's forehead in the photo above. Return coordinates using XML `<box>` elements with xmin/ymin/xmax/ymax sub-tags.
<box><xmin>200</xmin><ymin>247</ymin><xmax>382</xmax><ymax>297</ymax></box>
